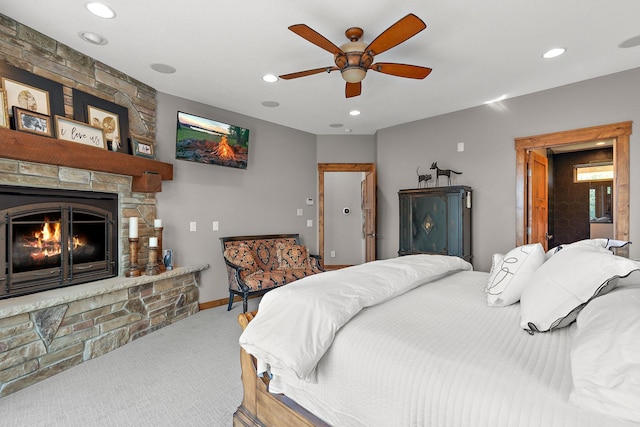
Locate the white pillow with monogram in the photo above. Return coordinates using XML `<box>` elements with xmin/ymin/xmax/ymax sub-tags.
<box><xmin>485</xmin><ymin>243</ymin><xmax>545</xmax><ymax>307</ymax></box>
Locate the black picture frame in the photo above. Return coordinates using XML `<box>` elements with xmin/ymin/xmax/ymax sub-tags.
<box><xmin>72</xmin><ymin>88</ymin><xmax>131</xmax><ymax>154</ymax></box>
<box><xmin>0</xmin><ymin>62</ymin><xmax>65</xmax><ymax>120</ymax></box>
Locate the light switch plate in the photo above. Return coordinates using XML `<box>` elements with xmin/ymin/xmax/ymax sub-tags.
<box><xmin>189</xmin><ymin>221</ymin><xmax>197</xmax><ymax>232</ymax></box>
<box><xmin>306</xmin><ymin>219</ymin><xmax>313</xmax><ymax>228</ymax></box>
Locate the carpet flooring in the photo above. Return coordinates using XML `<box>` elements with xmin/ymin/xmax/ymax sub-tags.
<box><xmin>1</xmin><ymin>299</ymin><xmax>260</xmax><ymax>427</ymax></box>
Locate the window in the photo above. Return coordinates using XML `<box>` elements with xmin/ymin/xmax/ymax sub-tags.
<box><xmin>574</xmin><ymin>162</ymin><xmax>614</xmax><ymax>182</ymax></box>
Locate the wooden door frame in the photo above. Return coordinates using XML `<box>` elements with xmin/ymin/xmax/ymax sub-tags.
<box><xmin>318</xmin><ymin>163</ymin><xmax>376</xmax><ymax>268</ymax></box>
<box><xmin>515</xmin><ymin>121</ymin><xmax>632</xmax><ymax>251</ymax></box>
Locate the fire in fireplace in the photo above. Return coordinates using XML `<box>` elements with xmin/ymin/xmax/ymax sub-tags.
<box><xmin>1</xmin><ymin>186</ymin><xmax>118</xmax><ymax>299</ymax></box>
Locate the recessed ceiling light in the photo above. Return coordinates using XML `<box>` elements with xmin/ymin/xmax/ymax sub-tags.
<box><xmin>349</xmin><ymin>110</ymin><xmax>361</xmax><ymax>116</ymax></box>
<box><xmin>329</xmin><ymin>123</ymin><xmax>344</xmax><ymax>128</ymax></box>
<box><xmin>262</xmin><ymin>74</ymin><xmax>278</xmax><ymax>83</ymax></box>
<box><xmin>542</xmin><ymin>47</ymin><xmax>566</xmax><ymax>59</ymax></box>
<box><xmin>344</xmin><ymin>128</ymin><xmax>352</xmax><ymax>134</ymax></box>
<box><xmin>595</xmin><ymin>141</ymin><xmax>606</xmax><ymax>146</ymax></box>
<box><xmin>484</xmin><ymin>94</ymin><xmax>507</xmax><ymax>104</ymax></box>
<box><xmin>78</xmin><ymin>31</ymin><xmax>108</xmax><ymax>45</ymax></box>
<box><xmin>86</xmin><ymin>2</ymin><xmax>116</xmax><ymax>19</ymax></box>
<box><xmin>261</xmin><ymin>101</ymin><xmax>279</xmax><ymax>107</ymax></box>
<box><xmin>619</xmin><ymin>35</ymin><xmax>640</xmax><ymax>49</ymax></box>
<box><xmin>150</xmin><ymin>63</ymin><xmax>176</xmax><ymax>74</ymax></box>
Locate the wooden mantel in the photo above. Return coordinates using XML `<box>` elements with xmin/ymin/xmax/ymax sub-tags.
<box><xmin>0</xmin><ymin>127</ymin><xmax>173</xmax><ymax>192</ymax></box>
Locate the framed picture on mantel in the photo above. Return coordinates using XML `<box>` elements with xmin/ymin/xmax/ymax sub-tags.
<box><xmin>0</xmin><ymin>62</ymin><xmax>65</xmax><ymax>119</ymax></box>
<box><xmin>13</xmin><ymin>107</ymin><xmax>53</xmax><ymax>137</ymax></box>
<box><xmin>72</xmin><ymin>88</ymin><xmax>131</xmax><ymax>155</ymax></box>
<box><xmin>54</xmin><ymin>115</ymin><xmax>106</xmax><ymax>149</ymax></box>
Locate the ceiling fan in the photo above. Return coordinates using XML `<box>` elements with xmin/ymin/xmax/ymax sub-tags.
<box><xmin>279</xmin><ymin>13</ymin><xmax>432</xmax><ymax>98</ymax></box>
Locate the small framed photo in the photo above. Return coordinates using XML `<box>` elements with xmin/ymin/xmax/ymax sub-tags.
<box><xmin>162</xmin><ymin>249</ymin><xmax>173</xmax><ymax>270</ymax></box>
<box><xmin>54</xmin><ymin>115</ymin><xmax>106</xmax><ymax>149</ymax></box>
<box><xmin>87</xmin><ymin>105</ymin><xmax>121</xmax><ymax>152</ymax></box>
<box><xmin>13</xmin><ymin>106</ymin><xmax>53</xmax><ymax>137</ymax></box>
<box><xmin>0</xmin><ymin>89</ymin><xmax>9</xmax><ymax>128</ymax></box>
<box><xmin>1</xmin><ymin>76</ymin><xmax>51</xmax><ymax>116</ymax></box>
<box><xmin>133</xmin><ymin>138</ymin><xmax>155</xmax><ymax>159</ymax></box>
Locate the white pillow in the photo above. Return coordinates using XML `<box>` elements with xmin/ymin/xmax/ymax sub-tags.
<box><xmin>485</xmin><ymin>243</ymin><xmax>545</xmax><ymax>307</ymax></box>
<box><xmin>546</xmin><ymin>238</ymin><xmax>631</xmax><ymax>259</ymax></box>
<box><xmin>520</xmin><ymin>246</ymin><xmax>640</xmax><ymax>333</ymax></box>
<box><xmin>570</xmin><ymin>285</ymin><xmax>640</xmax><ymax>423</ymax></box>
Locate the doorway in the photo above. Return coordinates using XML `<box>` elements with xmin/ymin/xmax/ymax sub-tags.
<box><xmin>514</xmin><ymin>121</ymin><xmax>631</xmax><ymax>255</ymax></box>
<box><xmin>318</xmin><ymin>163</ymin><xmax>376</xmax><ymax>269</ymax></box>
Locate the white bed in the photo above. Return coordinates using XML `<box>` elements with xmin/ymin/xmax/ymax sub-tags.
<box><xmin>237</xmin><ymin>248</ymin><xmax>640</xmax><ymax>426</ymax></box>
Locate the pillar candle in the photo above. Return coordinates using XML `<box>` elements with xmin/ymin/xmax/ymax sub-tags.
<box><xmin>154</xmin><ymin>218</ymin><xmax>162</xmax><ymax>228</ymax></box>
<box><xmin>149</xmin><ymin>237</ymin><xmax>158</xmax><ymax>247</ymax></box>
<box><xmin>129</xmin><ymin>217</ymin><xmax>138</xmax><ymax>238</ymax></box>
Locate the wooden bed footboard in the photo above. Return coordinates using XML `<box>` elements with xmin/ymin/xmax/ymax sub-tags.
<box><xmin>234</xmin><ymin>311</ymin><xmax>330</xmax><ymax>427</ymax></box>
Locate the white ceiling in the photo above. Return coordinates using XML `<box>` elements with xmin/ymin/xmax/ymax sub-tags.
<box><xmin>3</xmin><ymin>1</ymin><xmax>640</xmax><ymax>135</ymax></box>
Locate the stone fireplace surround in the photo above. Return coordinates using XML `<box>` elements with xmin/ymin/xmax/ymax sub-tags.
<box><xmin>0</xmin><ymin>142</ymin><xmax>207</xmax><ymax>397</ymax></box>
<box><xmin>0</xmin><ymin>14</ymin><xmax>209</xmax><ymax>398</ymax></box>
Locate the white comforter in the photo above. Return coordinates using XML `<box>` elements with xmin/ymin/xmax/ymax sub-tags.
<box><xmin>267</xmin><ymin>271</ymin><xmax>639</xmax><ymax>427</ymax></box>
<box><xmin>239</xmin><ymin>255</ymin><xmax>472</xmax><ymax>382</ymax></box>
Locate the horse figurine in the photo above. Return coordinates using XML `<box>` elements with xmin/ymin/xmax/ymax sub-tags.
<box><xmin>416</xmin><ymin>167</ymin><xmax>432</xmax><ymax>188</ymax></box>
<box><xmin>430</xmin><ymin>162</ymin><xmax>462</xmax><ymax>186</ymax></box>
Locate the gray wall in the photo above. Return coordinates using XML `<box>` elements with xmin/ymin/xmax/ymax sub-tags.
<box><xmin>154</xmin><ymin>67</ymin><xmax>639</xmax><ymax>303</ymax></box>
<box><xmin>317</xmin><ymin>135</ymin><xmax>376</xmax><ymax>163</ymax></box>
<box><xmin>375</xmin><ymin>67</ymin><xmax>640</xmax><ymax>272</ymax></box>
<box><xmin>155</xmin><ymin>92</ymin><xmax>318</xmax><ymax>303</ymax></box>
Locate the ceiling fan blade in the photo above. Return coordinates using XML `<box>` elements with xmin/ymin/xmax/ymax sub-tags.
<box><xmin>288</xmin><ymin>24</ymin><xmax>344</xmax><ymax>55</ymax></box>
<box><xmin>370</xmin><ymin>63</ymin><xmax>432</xmax><ymax>79</ymax></box>
<box><xmin>345</xmin><ymin>82</ymin><xmax>362</xmax><ymax>98</ymax></box>
<box><xmin>279</xmin><ymin>66</ymin><xmax>338</xmax><ymax>80</ymax></box>
<box><xmin>365</xmin><ymin>14</ymin><xmax>426</xmax><ymax>56</ymax></box>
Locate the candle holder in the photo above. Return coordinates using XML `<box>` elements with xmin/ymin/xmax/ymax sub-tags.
<box><xmin>126</xmin><ymin>238</ymin><xmax>141</xmax><ymax>277</ymax></box>
<box><xmin>146</xmin><ymin>243</ymin><xmax>159</xmax><ymax>276</ymax></box>
<box><xmin>154</xmin><ymin>226</ymin><xmax>166</xmax><ymax>272</ymax></box>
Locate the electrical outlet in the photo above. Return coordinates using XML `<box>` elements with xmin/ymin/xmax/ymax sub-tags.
<box><xmin>212</xmin><ymin>221</ymin><xmax>219</xmax><ymax>231</ymax></box>
<box><xmin>457</xmin><ymin>142</ymin><xmax>465</xmax><ymax>152</ymax></box>
<box><xmin>306</xmin><ymin>219</ymin><xmax>313</xmax><ymax>228</ymax></box>
<box><xmin>189</xmin><ymin>221</ymin><xmax>197</xmax><ymax>232</ymax></box>
<box><xmin>330</xmin><ymin>250</ymin><xmax>336</xmax><ymax>258</ymax></box>
<box><xmin>297</xmin><ymin>208</ymin><xmax>303</xmax><ymax>216</ymax></box>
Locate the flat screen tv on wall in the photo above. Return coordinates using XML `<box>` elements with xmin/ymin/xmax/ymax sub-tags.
<box><xmin>176</xmin><ymin>111</ymin><xmax>250</xmax><ymax>169</ymax></box>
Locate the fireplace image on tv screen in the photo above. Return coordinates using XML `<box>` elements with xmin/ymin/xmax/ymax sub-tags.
<box><xmin>175</xmin><ymin>111</ymin><xmax>250</xmax><ymax>169</ymax></box>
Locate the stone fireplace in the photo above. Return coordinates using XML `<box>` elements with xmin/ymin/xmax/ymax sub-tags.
<box><xmin>0</xmin><ymin>14</ymin><xmax>208</xmax><ymax>398</ymax></box>
<box><xmin>0</xmin><ymin>129</ymin><xmax>206</xmax><ymax>398</ymax></box>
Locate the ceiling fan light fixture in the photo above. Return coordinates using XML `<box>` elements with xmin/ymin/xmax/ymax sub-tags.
<box><xmin>341</xmin><ymin>67</ymin><xmax>367</xmax><ymax>83</ymax></box>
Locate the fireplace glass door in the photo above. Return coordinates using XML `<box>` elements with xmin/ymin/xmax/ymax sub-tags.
<box><xmin>2</xmin><ymin>201</ymin><xmax>116</xmax><ymax>298</ymax></box>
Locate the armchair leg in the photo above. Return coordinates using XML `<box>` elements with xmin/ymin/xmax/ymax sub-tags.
<box><xmin>243</xmin><ymin>293</ymin><xmax>249</xmax><ymax>313</ymax></box>
<box><xmin>227</xmin><ymin>292</ymin><xmax>234</xmax><ymax>311</ymax></box>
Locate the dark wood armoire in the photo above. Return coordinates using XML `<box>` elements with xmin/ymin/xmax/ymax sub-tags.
<box><xmin>398</xmin><ymin>186</ymin><xmax>472</xmax><ymax>263</ymax></box>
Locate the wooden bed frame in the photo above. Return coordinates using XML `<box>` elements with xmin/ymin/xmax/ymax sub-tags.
<box><xmin>234</xmin><ymin>312</ymin><xmax>329</xmax><ymax>427</ymax></box>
